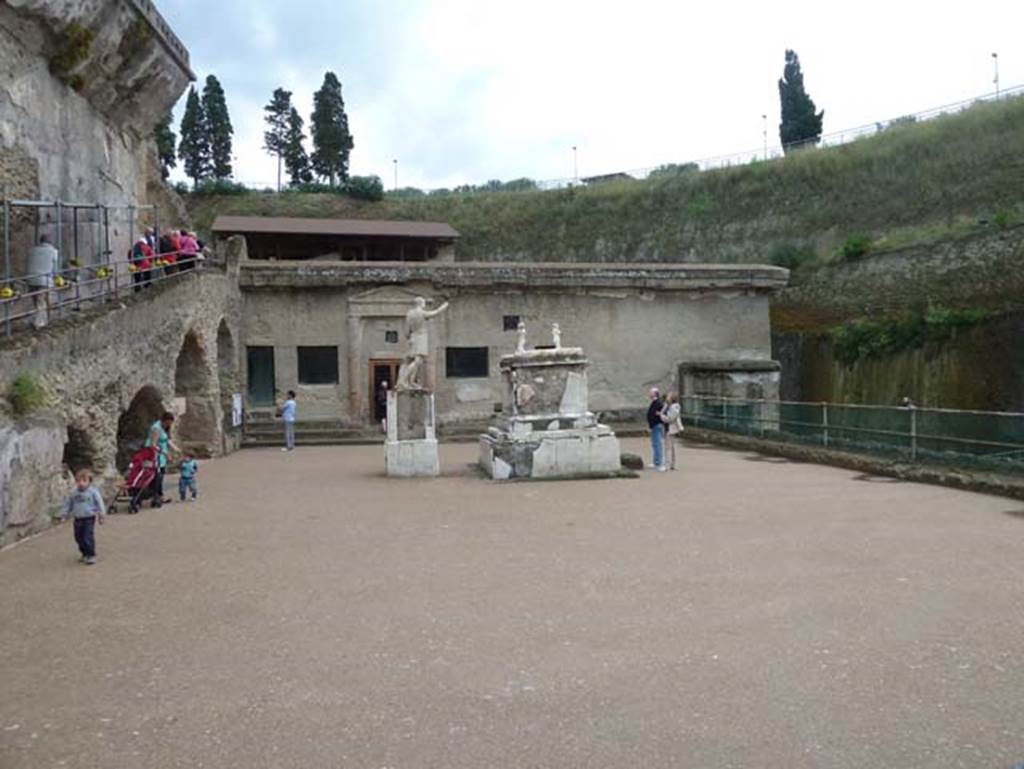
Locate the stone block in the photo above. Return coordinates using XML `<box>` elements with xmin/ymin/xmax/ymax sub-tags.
<box><xmin>385</xmin><ymin>439</ymin><xmax>440</xmax><ymax>477</ymax></box>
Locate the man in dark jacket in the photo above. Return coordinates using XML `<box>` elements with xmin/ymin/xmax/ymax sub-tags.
<box><xmin>646</xmin><ymin>387</ymin><xmax>665</xmax><ymax>471</ymax></box>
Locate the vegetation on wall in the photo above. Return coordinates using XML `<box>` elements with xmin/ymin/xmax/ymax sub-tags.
<box><xmin>7</xmin><ymin>373</ymin><xmax>49</xmax><ymax>416</ymax></box>
<box><xmin>831</xmin><ymin>308</ymin><xmax>993</xmax><ymax>365</ymax></box>
<box><xmin>48</xmin><ymin>22</ymin><xmax>95</xmax><ymax>91</ymax></box>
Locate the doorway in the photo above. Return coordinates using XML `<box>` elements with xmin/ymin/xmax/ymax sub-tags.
<box><xmin>247</xmin><ymin>346</ymin><xmax>276</xmax><ymax>406</ymax></box>
<box><xmin>369</xmin><ymin>358</ymin><xmax>401</xmax><ymax>423</ymax></box>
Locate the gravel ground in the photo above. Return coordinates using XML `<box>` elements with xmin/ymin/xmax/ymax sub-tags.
<box><xmin>1</xmin><ymin>440</ymin><xmax>1022</xmax><ymax>769</ymax></box>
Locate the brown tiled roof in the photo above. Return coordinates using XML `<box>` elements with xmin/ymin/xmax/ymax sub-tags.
<box><xmin>211</xmin><ymin>215</ymin><xmax>459</xmax><ymax>239</ymax></box>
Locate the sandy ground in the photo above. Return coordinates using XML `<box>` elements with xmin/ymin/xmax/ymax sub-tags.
<box><xmin>1</xmin><ymin>439</ymin><xmax>1023</xmax><ymax>769</ymax></box>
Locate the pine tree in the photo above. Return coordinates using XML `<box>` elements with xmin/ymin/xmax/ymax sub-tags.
<box><xmin>154</xmin><ymin>111</ymin><xmax>177</xmax><ymax>180</ymax></box>
<box><xmin>178</xmin><ymin>86</ymin><xmax>211</xmax><ymax>187</ymax></box>
<box><xmin>263</xmin><ymin>87</ymin><xmax>292</xmax><ymax>192</ymax></box>
<box><xmin>202</xmin><ymin>74</ymin><xmax>233</xmax><ymax>180</ymax></box>
<box><xmin>283</xmin><ymin>107</ymin><xmax>313</xmax><ymax>186</ymax></box>
<box><xmin>310</xmin><ymin>72</ymin><xmax>354</xmax><ymax>186</ymax></box>
<box><xmin>778</xmin><ymin>49</ymin><xmax>824</xmax><ymax>152</ymax></box>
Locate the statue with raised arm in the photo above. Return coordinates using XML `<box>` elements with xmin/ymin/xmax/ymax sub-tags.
<box><xmin>395</xmin><ymin>297</ymin><xmax>450</xmax><ymax>391</ymax></box>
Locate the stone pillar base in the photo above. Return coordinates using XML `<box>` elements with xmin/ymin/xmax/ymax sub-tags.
<box><xmin>385</xmin><ymin>390</ymin><xmax>440</xmax><ymax>477</ymax></box>
<box><xmin>479</xmin><ymin>426</ymin><xmax>621</xmax><ymax>480</ymax></box>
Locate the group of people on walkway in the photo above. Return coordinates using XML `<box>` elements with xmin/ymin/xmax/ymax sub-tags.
<box><xmin>129</xmin><ymin>227</ymin><xmax>204</xmax><ymax>291</ymax></box>
<box><xmin>646</xmin><ymin>387</ymin><xmax>683</xmax><ymax>472</ymax></box>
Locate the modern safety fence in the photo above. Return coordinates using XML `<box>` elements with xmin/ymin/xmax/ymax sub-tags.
<box><xmin>680</xmin><ymin>395</ymin><xmax>1024</xmax><ymax>475</ymax></box>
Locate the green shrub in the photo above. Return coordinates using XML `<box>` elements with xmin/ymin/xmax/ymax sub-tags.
<box><xmin>192</xmin><ymin>179</ymin><xmax>250</xmax><ymax>196</ymax></box>
<box><xmin>292</xmin><ymin>181</ymin><xmax>345</xmax><ymax>195</ymax></box>
<box><xmin>345</xmin><ymin>175</ymin><xmax>385</xmax><ymax>202</ymax></box>
<box><xmin>8</xmin><ymin>373</ymin><xmax>49</xmax><ymax>416</ymax></box>
<box><xmin>993</xmin><ymin>210</ymin><xmax>1010</xmax><ymax>229</ymax></box>
<box><xmin>768</xmin><ymin>242</ymin><xmax>817</xmax><ymax>270</ymax></box>
<box><xmin>840</xmin><ymin>233</ymin><xmax>873</xmax><ymax>260</ymax></box>
<box><xmin>172</xmin><ymin>181</ymin><xmax>190</xmax><ymax>195</ymax></box>
<box><xmin>831</xmin><ymin>307</ymin><xmax>992</xmax><ymax>364</ymax></box>
<box><xmin>48</xmin><ymin>22</ymin><xmax>95</xmax><ymax>87</ymax></box>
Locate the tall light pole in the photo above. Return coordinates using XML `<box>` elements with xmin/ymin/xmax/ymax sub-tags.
<box><xmin>392</xmin><ymin>158</ymin><xmax>398</xmax><ymax>191</ymax></box>
<box><xmin>992</xmin><ymin>52</ymin><xmax>1000</xmax><ymax>99</ymax></box>
<box><xmin>572</xmin><ymin>145</ymin><xmax>578</xmax><ymax>184</ymax></box>
<box><xmin>762</xmin><ymin>114</ymin><xmax>768</xmax><ymax>160</ymax></box>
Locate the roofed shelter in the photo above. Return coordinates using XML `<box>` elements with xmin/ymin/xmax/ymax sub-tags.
<box><xmin>211</xmin><ymin>216</ymin><xmax>460</xmax><ymax>262</ymax></box>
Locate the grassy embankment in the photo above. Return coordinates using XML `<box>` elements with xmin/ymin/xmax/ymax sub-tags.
<box><xmin>187</xmin><ymin>95</ymin><xmax>1024</xmax><ymax>267</ymax></box>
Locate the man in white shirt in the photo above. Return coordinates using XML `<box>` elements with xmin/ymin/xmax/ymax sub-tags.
<box><xmin>26</xmin><ymin>235</ymin><xmax>59</xmax><ymax>329</ymax></box>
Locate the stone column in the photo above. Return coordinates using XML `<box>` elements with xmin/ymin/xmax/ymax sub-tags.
<box><xmin>347</xmin><ymin>313</ymin><xmax>363</xmax><ymax>422</ymax></box>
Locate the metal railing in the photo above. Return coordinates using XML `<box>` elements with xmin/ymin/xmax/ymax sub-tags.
<box><xmin>1</xmin><ymin>253</ymin><xmax>209</xmax><ymax>338</ymax></box>
<box><xmin>681</xmin><ymin>395</ymin><xmax>1024</xmax><ymax>474</ymax></box>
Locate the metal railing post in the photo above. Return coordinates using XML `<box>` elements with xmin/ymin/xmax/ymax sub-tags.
<box><xmin>910</xmin><ymin>408</ymin><xmax>918</xmax><ymax>461</ymax></box>
<box><xmin>822</xmin><ymin>402</ymin><xmax>829</xmax><ymax>447</ymax></box>
<box><xmin>3</xmin><ymin>190</ymin><xmax>10</xmax><ymax>338</ymax></box>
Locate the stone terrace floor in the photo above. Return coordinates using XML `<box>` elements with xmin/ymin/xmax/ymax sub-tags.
<box><xmin>1</xmin><ymin>440</ymin><xmax>1023</xmax><ymax>769</ymax></box>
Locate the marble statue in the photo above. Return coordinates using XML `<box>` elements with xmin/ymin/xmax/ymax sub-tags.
<box><xmin>551</xmin><ymin>323</ymin><xmax>562</xmax><ymax>349</ymax></box>
<box><xmin>395</xmin><ymin>297</ymin><xmax>449</xmax><ymax>391</ymax></box>
<box><xmin>516</xmin><ymin>320</ymin><xmax>528</xmax><ymax>354</ymax></box>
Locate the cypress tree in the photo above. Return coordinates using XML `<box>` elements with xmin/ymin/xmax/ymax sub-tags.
<box><xmin>154</xmin><ymin>111</ymin><xmax>177</xmax><ymax>180</ymax></box>
<box><xmin>202</xmin><ymin>74</ymin><xmax>234</xmax><ymax>180</ymax></box>
<box><xmin>310</xmin><ymin>71</ymin><xmax>354</xmax><ymax>186</ymax></box>
<box><xmin>263</xmin><ymin>87</ymin><xmax>292</xmax><ymax>192</ymax></box>
<box><xmin>778</xmin><ymin>49</ymin><xmax>824</xmax><ymax>152</ymax></box>
<box><xmin>283</xmin><ymin>107</ymin><xmax>313</xmax><ymax>186</ymax></box>
<box><xmin>178</xmin><ymin>86</ymin><xmax>211</xmax><ymax>187</ymax></box>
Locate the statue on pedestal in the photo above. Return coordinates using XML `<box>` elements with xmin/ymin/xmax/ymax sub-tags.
<box><xmin>395</xmin><ymin>297</ymin><xmax>449</xmax><ymax>391</ymax></box>
<box><xmin>551</xmin><ymin>323</ymin><xmax>562</xmax><ymax>349</ymax></box>
<box><xmin>516</xmin><ymin>320</ymin><xmax>528</xmax><ymax>354</ymax></box>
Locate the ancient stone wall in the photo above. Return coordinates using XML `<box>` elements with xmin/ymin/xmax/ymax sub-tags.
<box><xmin>1</xmin><ymin>0</ymin><xmax>192</xmax><ymax>276</ymax></box>
<box><xmin>0</xmin><ymin>245</ymin><xmax>243</xmax><ymax>545</ymax></box>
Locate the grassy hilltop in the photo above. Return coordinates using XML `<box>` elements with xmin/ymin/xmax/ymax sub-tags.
<box><xmin>187</xmin><ymin>95</ymin><xmax>1024</xmax><ymax>266</ymax></box>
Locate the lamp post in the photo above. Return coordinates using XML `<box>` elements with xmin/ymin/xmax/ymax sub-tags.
<box><xmin>762</xmin><ymin>114</ymin><xmax>768</xmax><ymax>160</ymax></box>
<box><xmin>392</xmin><ymin>159</ymin><xmax>398</xmax><ymax>191</ymax></box>
<box><xmin>572</xmin><ymin>145</ymin><xmax>578</xmax><ymax>184</ymax></box>
<box><xmin>992</xmin><ymin>52</ymin><xmax>1000</xmax><ymax>99</ymax></box>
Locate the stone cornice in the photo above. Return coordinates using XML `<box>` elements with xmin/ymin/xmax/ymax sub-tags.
<box><xmin>238</xmin><ymin>261</ymin><xmax>789</xmax><ymax>292</ymax></box>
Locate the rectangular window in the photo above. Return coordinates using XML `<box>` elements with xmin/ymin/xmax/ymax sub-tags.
<box><xmin>446</xmin><ymin>346</ymin><xmax>489</xmax><ymax>378</ymax></box>
<box><xmin>297</xmin><ymin>346</ymin><xmax>339</xmax><ymax>385</ymax></box>
<box><xmin>246</xmin><ymin>346</ymin><xmax>275</xmax><ymax>405</ymax></box>
<box><xmin>385</xmin><ymin>330</ymin><xmax>399</xmax><ymax>344</ymax></box>
<box><xmin>502</xmin><ymin>315</ymin><xmax>521</xmax><ymax>331</ymax></box>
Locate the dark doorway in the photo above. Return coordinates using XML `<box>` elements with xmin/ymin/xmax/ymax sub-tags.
<box><xmin>247</xmin><ymin>346</ymin><xmax>275</xmax><ymax>406</ymax></box>
<box><xmin>370</xmin><ymin>359</ymin><xmax>400</xmax><ymax>423</ymax></box>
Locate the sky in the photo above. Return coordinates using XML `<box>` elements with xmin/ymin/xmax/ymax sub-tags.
<box><xmin>157</xmin><ymin>0</ymin><xmax>1024</xmax><ymax>190</ymax></box>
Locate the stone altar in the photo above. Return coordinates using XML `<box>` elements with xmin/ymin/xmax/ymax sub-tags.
<box><xmin>479</xmin><ymin>326</ymin><xmax>621</xmax><ymax>480</ymax></box>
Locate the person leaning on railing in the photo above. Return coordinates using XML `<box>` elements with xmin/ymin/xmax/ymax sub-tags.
<box><xmin>130</xmin><ymin>237</ymin><xmax>154</xmax><ymax>291</ymax></box>
<box><xmin>26</xmin><ymin>234</ymin><xmax>59</xmax><ymax>329</ymax></box>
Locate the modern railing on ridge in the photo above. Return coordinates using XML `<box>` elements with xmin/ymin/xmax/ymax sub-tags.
<box><xmin>0</xmin><ymin>252</ymin><xmax>215</xmax><ymax>339</ymax></box>
<box><xmin>680</xmin><ymin>395</ymin><xmax>1024</xmax><ymax>474</ymax></box>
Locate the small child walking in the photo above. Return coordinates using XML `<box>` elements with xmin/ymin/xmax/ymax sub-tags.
<box><xmin>60</xmin><ymin>469</ymin><xmax>105</xmax><ymax>564</ymax></box>
<box><xmin>178</xmin><ymin>454</ymin><xmax>198</xmax><ymax>502</ymax></box>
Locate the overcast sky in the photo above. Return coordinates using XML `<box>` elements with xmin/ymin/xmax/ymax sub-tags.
<box><xmin>157</xmin><ymin>0</ymin><xmax>1023</xmax><ymax>190</ymax></box>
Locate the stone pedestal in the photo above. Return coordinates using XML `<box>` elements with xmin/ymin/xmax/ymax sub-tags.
<box><xmin>385</xmin><ymin>390</ymin><xmax>439</xmax><ymax>477</ymax></box>
<box><xmin>479</xmin><ymin>346</ymin><xmax>621</xmax><ymax>480</ymax></box>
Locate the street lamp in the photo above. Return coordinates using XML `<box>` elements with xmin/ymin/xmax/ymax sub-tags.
<box><xmin>572</xmin><ymin>145</ymin><xmax>578</xmax><ymax>184</ymax></box>
<box><xmin>992</xmin><ymin>52</ymin><xmax>1000</xmax><ymax>99</ymax></box>
<box><xmin>392</xmin><ymin>159</ymin><xmax>398</xmax><ymax>191</ymax></box>
<box><xmin>761</xmin><ymin>114</ymin><xmax>768</xmax><ymax>160</ymax></box>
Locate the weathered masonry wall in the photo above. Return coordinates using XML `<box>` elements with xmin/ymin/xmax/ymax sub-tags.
<box><xmin>238</xmin><ymin>261</ymin><xmax>788</xmax><ymax>426</ymax></box>
<box><xmin>0</xmin><ymin>254</ymin><xmax>243</xmax><ymax>546</ymax></box>
<box><xmin>1</xmin><ymin>0</ymin><xmax>193</xmax><ymax>275</ymax></box>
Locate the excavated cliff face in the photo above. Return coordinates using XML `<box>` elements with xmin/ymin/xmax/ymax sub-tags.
<box><xmin>0</xmin><ymin>0</ymin><xmax>190</xmax><ymax>204</ymax></box>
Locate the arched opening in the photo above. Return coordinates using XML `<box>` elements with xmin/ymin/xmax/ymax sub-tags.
<box><xmin>174</xmin><ymin>330</ymin><xmax>217</xmax><ymax>452</ymax></box>
<box><xmin>216</xmin><ymin>319</ymin><xmax>239</xmax><ymax>436</ymax></box>
<box><xmin>62</xmin><ymin>425</ymin><xmax>100</xmax><ymax>475</ymax></box>
<box><xmin>116</xmin><ymin>385</ymin><xmax>165</xmax><ymax>471</ymax></box>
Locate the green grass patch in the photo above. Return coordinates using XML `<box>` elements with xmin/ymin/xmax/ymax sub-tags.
<box><xmin>7</xmin><ymin>373</ymin><xmax>49</xmax><ymax>416</ymax></box>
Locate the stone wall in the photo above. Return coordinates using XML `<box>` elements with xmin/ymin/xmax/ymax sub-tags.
<box><xmin>773</xmin><ymin>312</ymin><xmax>1024</xmax><ymax>411</ymax></box>
<box><xmin>238</xmin><ymin>261</ymin><xmax>786</xmax><ymax>426</ymax></box>
<box><xmin>1</xmin><ymin>0</ymin><xmax>192</xmax><ymax>276</ymax></box>
<box><xmin>0</xmin><ymin>246</ymin><xmax>243</xmax><ymax>546</ymax></box>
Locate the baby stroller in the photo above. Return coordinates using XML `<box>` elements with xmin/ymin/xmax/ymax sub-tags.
<box><xmin>123</xmin><ymin>445</ymin><xmax>159</xmax><ymax>513</ymax></box>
